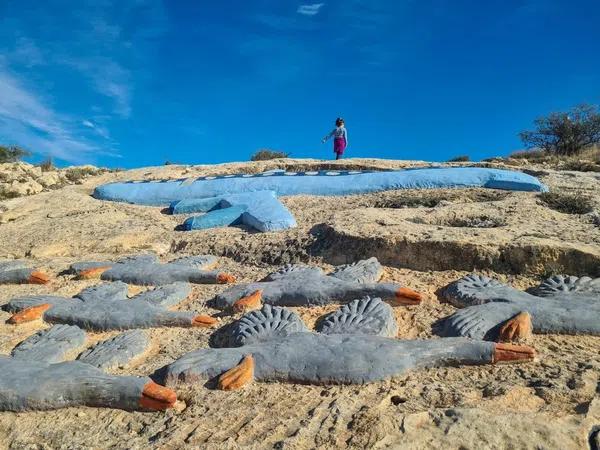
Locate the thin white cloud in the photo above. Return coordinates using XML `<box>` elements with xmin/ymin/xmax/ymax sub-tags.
<box><xmin>0</xmin><ymin>0</ymin><xmax>167</xmax><ymax>163</ymax></box>
<box><xmin>0</xmin><ymin>67</ymin><xmax>115</xmax><ymax>164</ymax></box>
<box><xmin>82</xmin><ymin>119</ymin><xmax>110</xmax><ymax>139</ymax></box>
<box><xmin>62</xmin><ymin>56</ymin><xmax>132</xmax><ymax>118</ymax></box>
<box><xmin>297</xmin><ymin>3</ymin><xmax>324</xmax><ymax>16</ymax></box>
<box><xmin>0</xmin><ymin>3</ymin><xmax>140</xmax><ymax>120</ymax></box>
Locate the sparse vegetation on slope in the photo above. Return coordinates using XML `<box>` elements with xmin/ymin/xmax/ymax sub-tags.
<box><xmin>507</xmin><ymin>145</ymin><xmax>600</xmax><ymax>172</ymax></box>
<box><xmin>251</xmin><ymin>149</ymin><xmax>289</xmax><ymax>161</ymax></box>
<box><xmin>39</xmin><ymin>158</ymin><xmax>56</xmax><ymax>172</ymax></box>
<box><xmin>509</xmin><ymin>149</ymin><xmax>548</xmax><ymax>161</ymax></box>
<box><xmin>64</xmin><ymin>166</ymin><xmax>104</xmax><ymax>183</ymax></box>
<box><xmin>372</xmin><ymin>190</ymin><xmax>510</xmax><ymax>209</ymax></box>
<box><xmin>447</xmin><ymin>155</ymin><xmax>470</xmax><ymax>162</ymax></box>
<box><xmin>0</xmin><ymin>187</ymin><xmax>21</xmax><ymax>201</ymax></box>
<box><xmin>538</xmin><ymin>191</ymin><xmax>594</xmax><ymax>214</ymax></box>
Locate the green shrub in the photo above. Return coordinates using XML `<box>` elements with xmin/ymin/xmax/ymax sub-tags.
<box><xmin>0</xmin><ymin>145</ymin><xmax>30</xmax><ymax>163</ymax></box>
<box><xmin>538</xmin><ymin>192</ymin><xmax>594</xmax><ymax>214</ymax></box>
<box><xmin>251</xmin><ymin>149</ymin><xmax>289</xmax><ymax>161</ymax></box>
<box><xmin>447</xmin><ymin>155</ymin><xmax>470</xmax><ymax>162</ymax></box>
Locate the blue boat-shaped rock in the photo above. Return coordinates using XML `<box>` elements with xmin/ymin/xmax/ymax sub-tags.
<box><xmin>93</xmin><ymin>167</ymin><xmax>547</xmax><ymax>232</ymax></box>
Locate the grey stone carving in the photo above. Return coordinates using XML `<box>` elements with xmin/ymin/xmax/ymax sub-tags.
<box><xmin>436</xmin><ymin>274</ymin><xmax>600</xmax><ymax>341</ymax></box>
<box><xmin>210</xmin><ymin>305</ymin><xmax>309</xmax><ymax>348</ymax></box>
<box><xmin>4</xmin><ymin>281</ymin><xmax>218</xmax><ymax>331</ymax></box>
<box><xmin>0</xmin><ymin>260</ymin><xmax>49</xmax><ymax>284</ymax></box>
<box><xmin>78</xmin><ymin>330</ymin><xmax>149</xmax><ymax>370</ymax></box>
<box><xmin>69</xmin><ymin>254</ymin><xmax>235</xmax><ymax>285</ymax></box>
<box><xmin>11</xmin><ymin>324</ymin><xmax>86</xmax><ymax>364</ymax></box>
<box><xmin>0</xmin><ymin>325</ymin><xmax>174</xmax><ymax>411</ymax></box>
<box><xmin>212</xmin><ymin>258</ymin><xmax>422</xmax><ymax>311</ymax></box>
<box><xmin>157</xmin><ymin>298</ymin><xmax>534</xmax><ymax>390</ymax></box>
<box><xmin>317</xmin><ymin>296</ymin><xmax>398</xmax><ymax>337</ymax></box>
<box><xmin>9</xmin><ymin>325</ymin><xmax>148</xmax><ymax>370</ymax></box>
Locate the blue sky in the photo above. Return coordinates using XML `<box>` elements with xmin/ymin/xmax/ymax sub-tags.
<box><xmin>0</xmin><ymin>1</ymin><xmax>599</xmax><ymax>167</ymax></box>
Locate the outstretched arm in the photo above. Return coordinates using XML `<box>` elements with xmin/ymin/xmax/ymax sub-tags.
<box><xmin>322</xmin><ymin>129</ymin><xmax>334</xmax><ymax>143</ymax></box>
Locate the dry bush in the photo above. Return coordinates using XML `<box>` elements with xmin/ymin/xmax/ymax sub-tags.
<box><xmin>39</xmin><ymin>158</ymin><xmax>56</xmax><ymax>172</ymax></box>
<box><xmin>447</xmin><ymin>155</ymin><xmax>470</xmax><ymax>162</ymax></box>
<box><xmin>509</xmin><ymin>149</ymin><xmax>549</xmax><ymax>161</ymax></box>
<box><xmin>374</xmin><ymin>195</ymin><xmax>442</xmax><ymax>208</ymax></box>
<box><xmin>561</xmin><ymin>160</ymin><xmax>600</xmax><ymax>172</ymax></box>
<box><xmin>557</xmin><ymin>145</ymin><xmax>600</xmax><ymax>172</ymax></box>
<box><xmin>64</xmin><ymin>167</ymin><xmax>102</xmax><ymax>182</ymax></box>
<box><xmin>538</xmin><ymin>192</ymin><xmax>594</xmax><ymax>214</ymax></box>
<box><xmin>481</xmin><ymin>156</ymin><xmax>504</xmax><ymax>162</ymax></box>
<box><xmin>0</xmin><ymin>187</ymin><xmax>20</xmax><ymax>201</ymax></box>
<box><xmin>251</xmin><ymin>149</ymin><xmax>289</xmax><ymax>161</ymax></box>
<box><xmin>373</xmin><ymin>190</ymin><xmax>509</xmax><ymax>209</ymax></box>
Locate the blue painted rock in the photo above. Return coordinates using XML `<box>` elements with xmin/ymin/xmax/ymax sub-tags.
<box><xmin>176</xmin><ymin>191</ymin><xmax>297</xmax><ymax>232</ymax></box>
<box><xmin>94</xmin><ymin>167</ymin><xmax>547</xmax><ymax>206</ymax></box>
<box><xmin>92</xmin><ymin>167</ymin><xmax>547</xmax><ymax>232</ymax></box>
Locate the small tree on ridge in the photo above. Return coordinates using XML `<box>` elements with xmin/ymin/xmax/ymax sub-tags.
<box><xmin>519</xmin><ymin>104</ymin><xmax>600</xmax><ymax>156</ymax></box>
<box><xmin>0</xmin><ymin>145</ymin><xmax>30</xmax><ymax>163</ymax></box>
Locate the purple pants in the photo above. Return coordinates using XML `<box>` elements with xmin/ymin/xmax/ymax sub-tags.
<box><xmin>334</xmin><ymin>137</ymin><xmax>347</xmax><ymax>156</ymax></box>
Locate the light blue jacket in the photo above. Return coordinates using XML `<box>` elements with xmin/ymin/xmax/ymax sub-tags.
<box><xmin>323</xmin><ymin>126</ymin><xmax>348</xmax><ymax>145</ymax></box>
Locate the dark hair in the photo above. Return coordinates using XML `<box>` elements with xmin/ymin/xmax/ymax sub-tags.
<box><xmin>335</xmin><ymin>117</ymin><xmax>344</xmax><ymax>126</ymax></box>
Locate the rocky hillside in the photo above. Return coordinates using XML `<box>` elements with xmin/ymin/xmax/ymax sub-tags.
<box><xmin>0</xmin><ymin>162</ymin><xmax>107</xmax><ymax>199</ymax></box>
<box><xmin>0</xmin><ymin>158</ymin><xmax>598</xmax><ymax>449</ymax></box>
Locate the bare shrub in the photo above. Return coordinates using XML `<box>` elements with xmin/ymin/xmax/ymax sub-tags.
<box><xmin>447</xmin><ymin>155</ymin><xmax>470</xmax><ymax>162</ymax></box>
<box><xmin>538</xmin><ymin>192</ymin><xmax>594</xmax><ymax>214</ymax></box>
<box><xmin>39</xmin><ymin>158</ymin><xmax>56</xmax><ymax>172</ymax></box>
<box><xmin>251</xmin><ymin>149</ymin><xmax>289</xmax><ymax>161</ymax></box>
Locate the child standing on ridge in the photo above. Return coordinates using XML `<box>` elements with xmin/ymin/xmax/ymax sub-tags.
<box><xmin>322</xmin><ymin>117</ymin><xmax>348</xmax><ymax>160</ymax></box>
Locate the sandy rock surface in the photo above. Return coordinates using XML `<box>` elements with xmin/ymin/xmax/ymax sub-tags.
<box><xmin>0</xmin><ymin>158</ymin><xmax>598</xmax><ymax>449</ymax></box>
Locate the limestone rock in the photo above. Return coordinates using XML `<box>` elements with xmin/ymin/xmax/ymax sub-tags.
<box><xmin>27</xmin><ymin>243</ymin><xmax>71</xmax><ymax>258</ymax></box>
<box><xmin>37</xmin><ymin>171</ymin><xmax>65</xmax><ymax>188</ymax></box>
<box><xmin>0</xmin><ymin>161</ymin><xmax>102</xmax><ymax>199</ymax></box>
<box><xmin>0</xmin><ymin>210</ymin><xmax>24</xmax><ymax>224</ymax></box>
<box><xmin>9</xmin><ymin>180</ymin><xmax>43</xmax><ymax>196</ymax></box>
